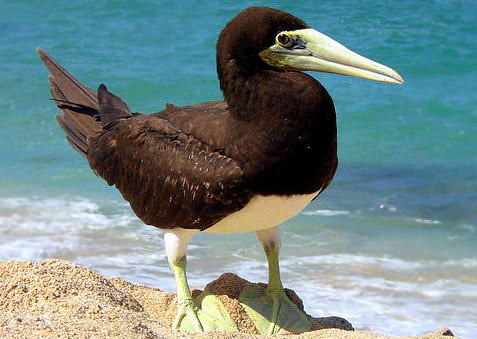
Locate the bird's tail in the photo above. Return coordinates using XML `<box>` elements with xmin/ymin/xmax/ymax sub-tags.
<box><xmin>37</xmin><ymin>48</ymin><xmax>132</xmax><ymax>157</ymax></box>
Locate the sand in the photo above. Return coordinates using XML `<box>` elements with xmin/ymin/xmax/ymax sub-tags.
<box><xmin>0</xmin><ymin>260</ymin><xmax>456</xmax><ymax>338</ymax></box>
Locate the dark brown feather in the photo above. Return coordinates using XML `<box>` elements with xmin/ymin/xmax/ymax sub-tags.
<box><xmin>153</xmin><ymin>101</ymin><xmax>231</xmax><ymax>150</ymax></box>
<box><xmin>38</xmin><ymin>48</ymin><xmax>102</xmax><ymax>157</ymax></box>
<box><xmin>97</xmin><ymin>84</ymin><xmax>133</xmax><ymax>125</ymax></box>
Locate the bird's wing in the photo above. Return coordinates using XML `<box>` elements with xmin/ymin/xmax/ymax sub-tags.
<box><xmin>88</xmin><ymin>113</ymin><xmax>250</xmax><ymax>230</ymax></box>
<box><xmin>152</xmin><ymin>101</ymin><xmax>231</xmax><ymax>150</ymax></box>
<box><xmin>38</xmin><ymin>48</ymin><xmax>250</xmax><ymax>230</ymax></box>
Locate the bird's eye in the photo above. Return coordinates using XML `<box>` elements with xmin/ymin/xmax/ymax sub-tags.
<box><xmin>277</xmin><ymin>33</ymin><xmax>292</xmax><ymax>47</ymax></box>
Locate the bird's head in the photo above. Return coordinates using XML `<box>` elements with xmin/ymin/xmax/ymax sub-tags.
<box><xmin>217</xmin><ymin>7</ymin><xmax>403</xmax><ymax>84</ymax></box>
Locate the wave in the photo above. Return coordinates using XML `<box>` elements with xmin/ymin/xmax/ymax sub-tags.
<box><xmin>0</xmin><ymin>197</ymin><xmax>128</xmax><ymax>229</ymax></box>
<box><xmin>414</xmin><ymin>218</ymin><xmax>441</xmax><ymax>225</ymax></box>
<box><xmin>281</xmin><ymin>253</ymin><xmax>423</xmax><ymax>270</ymax></box>
<box><xmin>301</xmin><ymin>209</ymin><xmax>350</xmax><ymax>216</ymax></box>
<box><xmin>0</xmin><ymin>196</ymin><xmax>153</xmax><ymax>260</ymax></box>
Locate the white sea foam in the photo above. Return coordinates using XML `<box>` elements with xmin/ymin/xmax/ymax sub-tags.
<box><xmin>414</xmin><ymin>218</ymin><xmax>441</xmax><ymax>225</ymax></box>
<box><xmin>441</xmin><ymin>258</ymin><xmax>477</xmax><ymax>268</ymax></box>
<box><xmin>0</xmin><ymin>196</ymin><xmax>137</xmax><ymax>229</ymax></box>
<box><xmin>459</xmin><ymin>224</ymin><xmax>476</xmax><ymax>232</ymax></box>
<box><xmin>0</xmin><ymin>196</ymin><xmax>153</xmax><ymax>261</ymax></box>
<box><xmin>281</xmin><ymin>267</ymin><xmax>477</xmax><ymax>338</ymax></box>
<box><xmin>378</xmin><ymin>204</ymin><xmax>397</xmax><ymax>212</ymax></box>
<box><xmin>301</xmin><ymin>209</ymin><xmax>350</xmax><ymax>216</ymax></box>
<box><xmin>280</xmin><ymin>253</ymin><xmax>424</xmax><ymax>270</ymax></box>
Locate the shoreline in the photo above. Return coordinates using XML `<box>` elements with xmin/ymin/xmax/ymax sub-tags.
<box><xmin>0</xmin><ymin>260</ymin><xmax>456</xmax><ymax>338</ymax></box>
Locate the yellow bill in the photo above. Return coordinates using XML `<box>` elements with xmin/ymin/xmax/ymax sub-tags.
<box><xmin>259</xmin><ymin>28</ymin><xmax>403</xmax><ymax>84</ymax></box>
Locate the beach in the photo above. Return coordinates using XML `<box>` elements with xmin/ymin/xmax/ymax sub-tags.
<box><xmin>0</xmin><ymin>260</ymin><xmax>456</xmax><ymax>339</ymax></box>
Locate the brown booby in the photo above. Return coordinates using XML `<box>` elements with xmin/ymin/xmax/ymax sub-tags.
<box><xmin>38</xmin><ymin>6</ymin><xmax>403</xmax><ymax>334</ymax></box>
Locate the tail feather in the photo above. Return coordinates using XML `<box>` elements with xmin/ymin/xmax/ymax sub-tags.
<box><xmin>56</xmin><ymin>116</ymin><xmax>89</xmax><ymax>155</ymax></box>
<box><xmin>38</xmin><ymin>47</ymin><xmax>134</xmax><ymax>157</ymax></box>
<box><xmin>56</xmin><ymin>115</ymin><xmax>89</xmax><ymax>155</ymax></box>
<box><xmin>37</xmin><ymin>48</ymin><xmax>98</xmax><ymax>109</ymax></box>
<box><xmin>48</xmin><ymin>76</ymin><xmax>99</xmax><ymax>137</ymax></box>
<box><xmin>97</xmin><ymin>84</ymin><xmax>132</xmax><ymax>125</ymax></box>
<box><xmin>38</xmin><ymin>48</ymin><xmax>102</xmax><ymax>157</ymax></box>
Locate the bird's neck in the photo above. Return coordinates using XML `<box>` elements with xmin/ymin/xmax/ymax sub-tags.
<box><xmin>220</xmin><ymin>66</ymin><xmax>336</xmax><ymax>135</ymax></box>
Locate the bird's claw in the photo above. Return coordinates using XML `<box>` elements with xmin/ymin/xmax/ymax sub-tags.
<box><xmin>173</xmin><ymin>292</ymin><xmax>238</xmax><ymax>332</ymax></box>
<box><xmin>173</xmin><ymin>298</ymin><xmax>204</xmax><ymax>331</ymax></box>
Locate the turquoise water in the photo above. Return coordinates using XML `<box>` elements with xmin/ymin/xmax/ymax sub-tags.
<box><xmin>1</xmin><ymin>1</ymin><xmax>476</xmax><ymax>337</ymax></box>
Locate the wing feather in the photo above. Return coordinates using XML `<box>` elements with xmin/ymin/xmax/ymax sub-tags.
<box><xmin>88</xmin><ymin>115</ymin><xmax>249</xmax><ymax>230</ymax></box>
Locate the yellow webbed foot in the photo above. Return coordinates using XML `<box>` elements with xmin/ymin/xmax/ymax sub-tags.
<box><xmin>239</xmin><ymin>284</ymin><xmax>311</xmax><ymax>335</ymax></box>
<box><xmin>174</xmin><ymin>292</ymin><xmax>238</xmax><ymax>332</ymax></box>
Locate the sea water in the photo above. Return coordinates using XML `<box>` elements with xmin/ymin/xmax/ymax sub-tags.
<box><xmin>0</xmin><ymin>1</ymin><xmax>476</xmax><ymax>337</ymax></box>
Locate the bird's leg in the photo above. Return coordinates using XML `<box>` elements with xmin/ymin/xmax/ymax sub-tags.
<box><xmin>164</xmin><ymin>228</ymin><xmax>238</xmax><ymax>333</ymax></box>
<box><xmin>164</xmin><ymin>228</ymin><xmax>203</xmax><ymax>331</ymax></box>
<box><xmin>258</xmin><ymin>226</ymin><xmax>283</xmax><ymax>292</ymax></box>
<box><xmin>170</xmin><ymin>257</ymin><xmax>205</xmax><ymax>331</ymax></box>
<box><xmin>239</xmin><ymin>226</ymin><xmax>310</xmax><ymax>335</ymax></box>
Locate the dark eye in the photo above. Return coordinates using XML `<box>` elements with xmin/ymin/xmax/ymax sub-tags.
<box><xmin>277</xmin><ymin>33</ymin><xmax>292</xmax><ymax>47</ymax></box>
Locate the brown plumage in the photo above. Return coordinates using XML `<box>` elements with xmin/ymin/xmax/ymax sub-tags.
<box><xmin>38</xmin><ymin>6</ymin><xmax>337</xmax><ymax>232</ymax></box>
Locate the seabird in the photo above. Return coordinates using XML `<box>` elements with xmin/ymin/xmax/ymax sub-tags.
<box><xmin>38</xmin><ymin>6</ymin><xmax>403</xmax><ymax>334</ymax></box>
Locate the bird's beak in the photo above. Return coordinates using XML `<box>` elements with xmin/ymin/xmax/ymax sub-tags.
<box><xmin>259</xmin><ymin>28</ymin><xmax>403</xmax><ymax>84</ymax></box>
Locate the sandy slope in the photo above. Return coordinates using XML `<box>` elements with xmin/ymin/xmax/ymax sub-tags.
<box><xmin>0</xmin><ymin>260</ymin><xmax>455</xmax><ymax>338</ymax></box>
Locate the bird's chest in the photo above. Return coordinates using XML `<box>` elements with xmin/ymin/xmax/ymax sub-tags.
<box><xmin>204</xmin><ymin>191</ymin><xmax>319</xmax><ymax>234</ymax></box>
<box><xmin>239</xmin><ymin>132</ymin><xmax>337</xmax><ymax>196</ymax></box>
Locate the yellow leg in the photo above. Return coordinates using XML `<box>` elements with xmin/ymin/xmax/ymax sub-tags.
<box><xmin>165</xmin><ymin>228</ymin><xmax>238</xmax><ymax>332</ymax></box>
<box><xmin>264</xmin><ymin>241</ymin><xmax>283</xmax><ymax>290</ymax></box>
<box><xmin>170</xmin><ymin>257</ymin><xmax>204</xmax><ymax>331</ymax></box>
<box><xmin>239</xmin><ymin>227</ymin><xmax>311</xmax><ymax>335</ymax></box>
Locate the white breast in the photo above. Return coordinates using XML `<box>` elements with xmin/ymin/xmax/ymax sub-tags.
<box><xmin>205</xmin><ymin>191</ymin><xmax>319</xmax><ymax>234</ymax></box>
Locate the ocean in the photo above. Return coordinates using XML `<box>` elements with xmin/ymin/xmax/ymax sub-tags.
<box><xmin>0</xmin><ymin>1</ymin><xmax>476</xmax><ymax>337</ymax></box>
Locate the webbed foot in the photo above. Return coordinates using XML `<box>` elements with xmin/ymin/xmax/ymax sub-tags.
<box><xmin>239</xmin><ymin>285</ymin><xmax>311</xmax><ymax>335</ymax></box>
<box><xmin>173</xmin><ymin>298</ymin><xmax>203</xmax><ymax>331</ymax></box>
<box><xmin>173</xmin><ymin>292</ymin><xmax>238</xmax><ymax>332</ymax></box>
